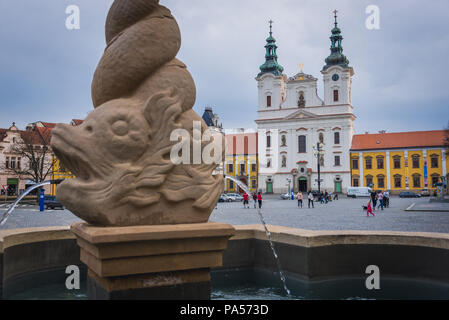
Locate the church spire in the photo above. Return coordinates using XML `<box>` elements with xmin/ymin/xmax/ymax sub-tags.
<box><xmin>258</xmin><ymin>20</ymin><xmax>284</xmax><ymax>78</ymax></box>
<box><xmin>323</xmin><ymin>10</ymin><xmax>350</xmax><ymax>71</ymax></box>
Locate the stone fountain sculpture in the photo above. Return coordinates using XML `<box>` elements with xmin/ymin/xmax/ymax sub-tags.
<box><xmin>51</xmin><ymin>0</ymin><xmax>234</xmax><ymax>300</ymax></box>
<box><xmin>51</xmin><ymin>0</ymin><xmax>224</xmax><ymax>227</ymax></box>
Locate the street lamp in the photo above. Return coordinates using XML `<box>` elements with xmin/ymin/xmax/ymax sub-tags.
<box><xmin>313</xmin><ymin>142</ymin><xmax>325</xmax><ymax>194</ymax></box>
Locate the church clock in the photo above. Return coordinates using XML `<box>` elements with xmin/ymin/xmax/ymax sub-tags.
<box><xmin>332</xmin><ymin>74</ymin><xmax>339</xmax><ymax>81</ymax></box>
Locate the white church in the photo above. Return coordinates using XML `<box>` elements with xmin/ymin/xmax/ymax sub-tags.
<box><xmin>256</xmin><ymin>14</ymin><xmax>355</xmax><ymax>194</ymax></box>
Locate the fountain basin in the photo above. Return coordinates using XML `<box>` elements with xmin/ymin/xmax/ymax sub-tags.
<box><xmin>1</xmin><ymin>225</ymin><xmax>449</xmax><ymax>299</ymax></box>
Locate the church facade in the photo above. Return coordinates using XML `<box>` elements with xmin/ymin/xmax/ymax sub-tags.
<box><xmin>256</xmin><ymin>15</ymin><xmax>355</xmax><ymax>194</ymax></box>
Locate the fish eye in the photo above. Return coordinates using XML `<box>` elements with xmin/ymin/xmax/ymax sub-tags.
<box><xmin>111</xmin><ymin>120</ymin><xmax>129</xmax><ymax>136</ymax></box>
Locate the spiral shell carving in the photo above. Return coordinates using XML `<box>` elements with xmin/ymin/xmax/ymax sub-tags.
<box><xmin>50</xmin><ymin>0</ymin><xmax>224</xmax><ymax>226</ymax></box>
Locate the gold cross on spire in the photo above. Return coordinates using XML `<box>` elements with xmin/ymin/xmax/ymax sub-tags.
<box><xmin>269</xmin><ymin>19</ymin><xmax>273</xmax><ymax>33</ymax></box>
<box><xmin>299</xmin><ymin>63</ymin><xmax>304</xmax><ymax>72</ymax></box>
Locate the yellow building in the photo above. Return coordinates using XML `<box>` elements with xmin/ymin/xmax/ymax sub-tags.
<box><xmin>224</xmin><ymin>130</ymin><xmax>259</xmax><ymax>193</ymax></box>
<box><xmin>350</xmin><ymin>130</ymin><xmax>448</xmax><ymax>194</ymax></box>
<box><xmin>50</xmin><ymin>156</ymin><xmax>75</xmax><ymax>196</ymax></box>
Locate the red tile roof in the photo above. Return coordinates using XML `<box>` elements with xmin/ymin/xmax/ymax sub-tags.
<box><xmin>40</xmin><ymin>122</ymin><xmax>57</xmax><ymax>128</ymax></box>
<box><xmin>72</xmin><ymin>119</ymin><xmax>84</xmax><ymax>126</ymax></box>
<box><xmin>225</xmin><ymin>133</ymin><xmax>258</xmax><ymax>155</ymax></box>
<box><xmin>351</xmin><ymin>130</ymin><xmax>448</xmax><ymax>151</ymax></box>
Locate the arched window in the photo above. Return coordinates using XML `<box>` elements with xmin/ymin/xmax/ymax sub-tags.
<box><xmin>298</xmin><ymin>135</ymin><xmax>306</xmax><ymax>153</ymax></box>
<box><xmin>267</xmin><ymin>95</ymin><xmax>272</xmax><ymax>107</ymax></box>
<box><xmin>377</xmin><ymin>175</ymin><xmax>385</xmax><ymax>188</ymax></box>
<box><xmin>333</xmin><ymin>90</ymin><xmax>339</xmax><ymax>102</ymax></box>
<box><xmin>394</xmin><ymin>175</ymin><xmax>402</xmax><ymax>188</ymax></box>
<box><xmin>319</xmin><ymin>132</ymin><xmax>324</xmax><ymax>144</ymax></box>
<box><xmin>412</xmin><ymin>174</ymin><xmax>421</xmax><ymax>188</ymax></box>
<box><xmin>266</xmin><ymin>135</ymin><xmax>271</xmax><ymax>148</ymax></box>
<box><xmin>376</xmin><ymin>156</ymin><xmax>384</xmax><ymax>169</ymax></box>
<box><xmin>334</xmin><ymin>131</ymin><xmax>340</xmax><ymax>144</ymax></box>
<box><xmin>366</xmin><ymin>175</ymin><xmax>373</xmax><ymax>187</ymax></box>
<box><xmin>365</xmin><ymin>156</ymin><xmax>373</xmax><ymax>170</ymax></box>
<box><xmin>412</xmin><ymin>155</ymin><xmax>420</xmax><ymax>169</ymax></box>
<box><xmin>393</xmin><ymin>155</ymin><xmax>401</xmax><ymax>169</ymax></box>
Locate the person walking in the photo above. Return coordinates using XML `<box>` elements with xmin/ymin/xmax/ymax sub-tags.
<box><xmin>308</xmin><ymin>191</ymin><xmax>314</xmax><ymax>208</ymax></box>
<box><xmin>333</xmin><ymin>192</ymin><xmax>339</xmax><ymax>200</ymax></box>
<box><xmin>383</xmin><ymin>190</ymin><xmax>389</xmax><ymax>208</ymax></box>
<box><xmin>371</xmin><ymin>191</ymin><xmax>377</xmax><ymax>211</ymax></box>
<box><xmin>367</xmin><ymin>199</ymin><xmax>375</xmax><ymax>217</ymax></box>
<box><xmin>377</xmin><ymin>191</ymin><xmax>384</xmax><ymax>210</ymax></box>
<box><xmin>297</xmin><ymin>191</ymin><xmax>303</xmax><ymax>208</ymax></box>
<box><xmin>252</xmin><ymin>192</ymin><xmax>257</xmax><ymax>209</ymax></box>
<box><xmin>257</xmin><ymin>192</ymin><xmax>262</xmax><ymax>209</ymax></box>
<box><xmin>324</xmin><ymin>191</ymin><xmax>329</xmax><ymax>204</ymax></box>
<box><xmin>243</xmin><ymin>192</ymin><xmax>249</xmax><ymax>209</ymax></box>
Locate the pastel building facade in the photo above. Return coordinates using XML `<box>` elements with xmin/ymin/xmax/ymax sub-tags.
<box><xmin>224</xmin><ymin>129</ymin><xmax>259</xmax><ymax>193</ymax></box>
<box><xmin>350</xmin><ymin>131</ymin><xmax>448</xmax><ymax>193</ymax></box>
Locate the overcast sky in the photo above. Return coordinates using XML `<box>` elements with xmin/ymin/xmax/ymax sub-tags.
<box><xmin>0</xmin><ymin>0</ymin><xmax>448</xmax><ymax>134</ymax></box>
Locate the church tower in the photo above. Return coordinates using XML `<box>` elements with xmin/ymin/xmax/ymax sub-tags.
<box><xmin>321</xmin><ymin>11</ymin><xmax>354</xmax><ymax>106</ymax></box>
<box><xmin>255</xmin><ymin>21</ymin><xmax>286</xmax><ymax>111</ymax></box>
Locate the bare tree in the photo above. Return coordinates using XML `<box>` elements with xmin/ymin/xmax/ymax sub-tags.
<box><xmin>1</xmin><ymin>129</ymin><xmax>55</xmax><ymax>199</ymax></box>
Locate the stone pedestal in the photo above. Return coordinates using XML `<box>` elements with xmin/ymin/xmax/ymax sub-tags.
<box><xmin>71</xmin><ymin>222</ymin><xmax>235</xmax><ymax>300</ymax></box>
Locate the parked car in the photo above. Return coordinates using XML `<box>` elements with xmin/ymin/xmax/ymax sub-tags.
<box><xmin>226</xmin><ymin>193</ymin><xmax>244</xmax><ymax>202</ymax></box>
<box><xmin>44</xmin><ymin>195</ymin><xmax>64</xmax><ymax>209</ymax></box>
<box><xmin>420</xmin><ymin>189</ymin><xmax>430</xmax><ymax>197</ymax></box>
<box><xmin>218</xmin><ymin>194</ymin><xmax>233</xmax><ymax>202</ymax></box>
<box><xmin>399</xmin><ymin>191</ymin><xmax>421</xmax><ymax>198</ymax></box>
<box><xmin>280</xmin><ymin>193</ymin><xmax>296</xmax><ymax>200</ymax></box>
<box><xmin>347</xmin><ymin>187</ymin><xmax>372</xmax><ymax>198</ymax></box>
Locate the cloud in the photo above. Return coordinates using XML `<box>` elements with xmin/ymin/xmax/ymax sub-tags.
<box><xmin>0</xmin><ymin>0</ymin><xmax>448</xmax><ymax>133</ymax></box>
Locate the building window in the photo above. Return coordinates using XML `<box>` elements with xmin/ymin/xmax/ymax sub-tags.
<box><xmin>240</xmin><ymin>164</ymin><xmax>245</xmax><ymax>175</ymax></box>
<box><xmin>17</xmin><ymin>157</ymin><xmax>21</xmax><ymax>170</ymax></box>
<box><xmin>11</xmin><ymin>157</ymin><xmax>16</xmax><ymax>169</ymax></box>
<box><xmin>412</xmin><ymin>155</ymin><xmax>420</xmax><ymax>169</ymax></box>
<box><xmin>377</xmin><ymin>157</ymin><xmax>384</xmax><ymax>169</ymax></box>
<box><xmin>267</xmin><ymin>159</ymin><xmax>272</xmax><ymax>168</ymax></box>
<box><xmin>333</xmin><ymin>90</ymin><xmax>339</xmax><ymax>102</ymax></box>
<box><xmin>5</xmin><ymin>157</ymin><xmax>9</xmax><ymax>169</ymax></box>
<box><xmin>281</xmin><ymin>155</ymin><xmax>287</xmax><ymax>168</ymax></box>
<box><xmin>365</xmin><ymin>157</ymin><xmax>372</xmax><ymax>170</ymax></box>
<box><xmin>298</xmin><ymin>135</ymin><xmax>306</xmax><ymax>153</ymax></box>
<box><xmin>228</xmin><ymin>164</ymin><xmax>233</xmax><ymax>173</ymax></box>
<box><xmin>334</xmin><ymin>132</ymin><xmax>340</xmax><ymax>144</ymax></box>
<box><xmin>366</xmin><ymin>176</ymin><xmax>373</xmax><ymax>187</ymax></box>
<box><xmin>266</xmin><ymin>135</ymin><xmax>271</xmax><ymax>148</ymax></box>
<box><xmin>352</xmin><ymin>158</ymin><xmax>359</xmax><ymax>170</ymax></box>
<box><xmin>393</xmin><ymin>156</ymin><xmax>401</xmax><ymax>169</ymax></box>
<box><xmin>229</xmin><ymin>180</ymin><xmax>234</xmax><ymax>189</ymax></box>
<box><xmin>413</xmin><ymin>175</ymin><xmax>421</xmax><ymax>188</ymax></box>
<box><xmin>431</xmin><ymin>175</ymin><xmax>440</xmax><ymax>187</ymax></box>
<box><xmin>281</xmin><ymin>135</ymin><xmax>287</xmax><ymax>147</ymax></box>
<box><xmin>430</xmin><ymin>155</ymin><xmax>439</xmax><ymax>168</ymax></box>
<box><xmin>319</xmin><ymin>157</ymin><xmax>324</xmax><ymax>167</ymax></box>
<box><xmin>319</xmin><ymin>132</ymin><xmax>324</xmax><ymax>144</ymax></box>
<box><xmin>353</xmin><ymin>178</ymin><xmax>359</xmax><ymax>187</ymax></box>
<box><xmin>251</xmin><ymin>179</ymin><xmax>257</xmax><ymax>189</ymax></box>
<box><xmin>334</xmin><ymin>155</ymin><xmax>341</xmax><ymax>166</ymax></box>
<box><xmin>377</xmin><ymin>176</ymin><xmax>385</xmax><ymax>189</ymax></box>
<box><xmin>251</xmin><ymin>163</ymin><xmax>257</xmax><ymax>172</ymax></box>
<box><xmin>394</xmin><ymin>175</ymin><xmax>402</xmax><ymax>188</ymax></box>
<box><xmin>267</xmin><ymin>95</ymin><xmax>271</xmax><ymax>107</ymax></box>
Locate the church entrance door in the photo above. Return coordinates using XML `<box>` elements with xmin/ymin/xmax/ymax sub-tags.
<box><xmin>298</xmin><ymin>177</ymin><xmax>307</xmax><ymax>192</ymax></box>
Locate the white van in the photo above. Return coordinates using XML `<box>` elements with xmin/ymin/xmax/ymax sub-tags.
<box><xmin>347</xmin><ymin>187</ymin><xmax>372</xmax><ymax>198</ymax></box>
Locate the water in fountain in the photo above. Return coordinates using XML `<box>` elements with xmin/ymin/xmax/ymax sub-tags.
<box><xmin>0</xmin><ymin>179</ymin><xmax>65</xmax><ymax>227</ymax></box>
<box><xmin>224</xmin><ymin>175</ymin><xmax>291</xmax><ymax>296</ymax></box>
